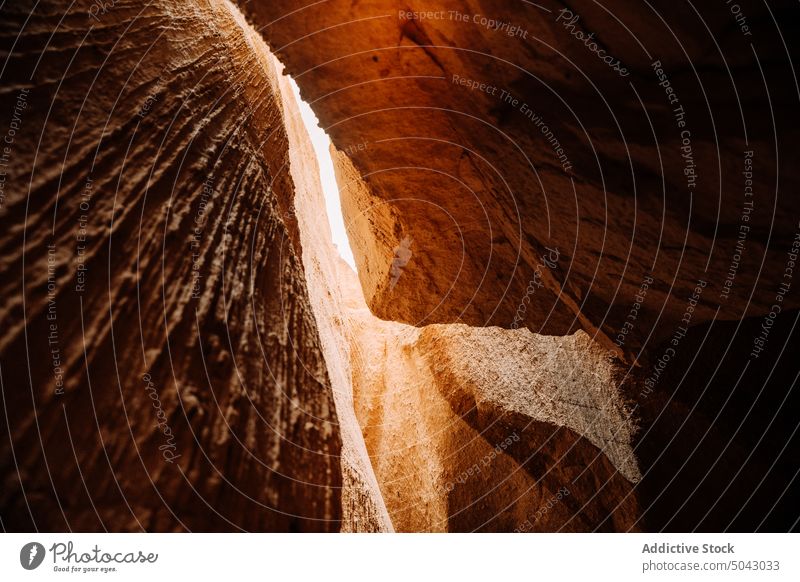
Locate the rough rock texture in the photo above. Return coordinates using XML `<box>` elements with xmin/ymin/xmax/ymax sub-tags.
<box><xmin>341</xmin><ymin>261</ymin><xmax>640</xmax><ymax>532</ymax></box>
<box><xmin>236</xmin><ymin>0</ymin><xmax>800</xmax><ymax>346</ymax></box>
<box><xmin>273</xmin><ymin>65</ymin><xmax>393</xmax><ymax>532</ymax></box>
<box><xmin>0</xmin><ymin>0</ymin><xmax>342</xmax><ymax>531</ymax></box>
<box><xmin>417</xmin><ymin>326</ymin><xmax>641</xmax><ymax>483</ymax></box>
<box><xmin>236</xmin><ymin>0</ymin><xmax>800</xmax><ymax>532</ymax></box>
<box><xmin>273</xmin><ymin>59</ymin><xmax>642</xmax><ymax>531</ymax></box>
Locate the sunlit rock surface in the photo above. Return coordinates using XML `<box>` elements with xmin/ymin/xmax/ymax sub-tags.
<box><xmin>1</xmin><ymin>0</ymin><xmax>797</xmax><ymax>533</ymax></box>
<box><xmin>274</xmin><ymin>66</ymin><xmax>393</xmax><ymax>532</ymax></box>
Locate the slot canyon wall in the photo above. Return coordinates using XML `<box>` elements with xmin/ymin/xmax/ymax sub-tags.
<box><xmin>237</xmin><ymin>0</ymin><xmax>800</xmax><ymax>343</ymax></box>
<box><xmin>237</xmin><ymin>0</ymin><xmax>800</xmax><ymax>531</ymax></box>
<box><xmin>1</xmin><ymin>0</ymin><xmax>798</xmax><ymax>533</ymax></box>
<box><xmin>0</xmin><ymin>0</ymin><xmax>346</xmax><ymax>531</ymax></box>
<box><xmin>280</xmin><ymin>75</ymin><xmax>641</xmax><ymax>531</ymax></box>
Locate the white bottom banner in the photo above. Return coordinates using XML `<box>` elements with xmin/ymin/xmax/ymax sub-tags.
<box><xmin>1</xmin><ymin>533</ymin><xmax>797</xmax><ymax>581</ymax></box>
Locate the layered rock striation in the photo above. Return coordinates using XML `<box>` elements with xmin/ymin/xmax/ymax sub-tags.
<box><xmin>0</xmin><ymin>0</ymin><xmax>343</xmax><ymax>531</ymax></box>
<box><xmin>280</xmin><ymin>103</ymin><xmax>642</xmax><ymax>530</ymax></box>
<box><xmin>2</xmin><ymin>0</ymin><xmax>797</xmax><ymax>533</ymax></box>
<box><xmin>236</xmin><ymin>0</ymin><xmax>800</xmax><ymax>348</ymax></box>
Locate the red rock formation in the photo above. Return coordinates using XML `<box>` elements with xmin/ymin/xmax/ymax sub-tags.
<box><xmin>2</xmin><ymin>0</ymin><xmax>797</xmax><ymax>534</ymax></box>
<box><xmin>236</xmin><ymin>0</ymin><xmax>800</xmax><ymax>349</ymax></box>
<box><xmin>274</xmin><ymin>48</ymin><xmax>642</xmax><ymax>532</ymax></box>
<box><xmin>235</xmin><ymin>0</ymin><xmax>800</xmax><ymax>532</ymax></box>
<box><xmin>291</xmin><ymin>132</ymin><xmax>642</xmax><ymax>531</ymax></box>
<box><xmin>273</xmin><ymin>66</ymin><xmax>393</xmax><ymax>532</ymax></box>
<box><xmin>0</xmin><ymin>0</ymin><xmax>342</xmax><ymax>531</ymax></box>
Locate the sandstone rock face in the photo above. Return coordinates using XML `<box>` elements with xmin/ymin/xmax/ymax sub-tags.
<box><xmin>0</xmin><ymin>0</ymin><xmax>342</xmax><ymax>531</ymax></box>
<box><xmin>286</xmin><ymin>135</ymin><xmax>637</xmax><ymax>530</ymax></box>
<box><xmin>236</xmin><ymin>0</ymin><xmax>800</xmax><ymax>347</ymax></box>
<box><xmin>348</xmin><ymin>309</ymin><xmax>642</xmax><ymax>532</ymax></box>
<box><xmin>273</xmin><ymin>66</ymin><xmax>393</xmax><ymax>532</ymax></box>
<box><xmin>275</xmin><ymin>56</ymin><xmax>642</xmax><ymax>531</ymax></box>
<box><xmin>268</xmin><ymin>42</ymin><xmax>641</xmax><ymax>530</ymax></box>
<box><xmin>2</xmin><ymin>0</ymin><xmax>797</xmax><ymax>534</ymax></box>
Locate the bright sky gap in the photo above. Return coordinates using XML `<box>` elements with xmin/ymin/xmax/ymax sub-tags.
<box><xmin>289</xmin><ymin>77</ymin><xmax>357</xmax><ymax>270</ymax></box>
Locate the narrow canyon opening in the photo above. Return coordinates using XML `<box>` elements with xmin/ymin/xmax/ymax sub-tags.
<box><xmin>274</xmin><ymin>54</ymin><xmax>642</xmax><ymax>532</ymax></box>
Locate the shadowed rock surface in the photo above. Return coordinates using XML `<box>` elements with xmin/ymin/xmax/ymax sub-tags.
<box><xmin>0</xmin><ymin>0</ymin><xmax>343</xmax><ymax>531</ymax></box>
<box><xmin>633</xmin><ymin>309</ymin><xmax>800</xmax><ymax>532</ymax></box>
<box><xmin>235</xmin><ymin>0</ymin><xmax>800</xmax><ymax>531</ymax></box>
<box><xmin>236</xmin><ymin>0</ymin><xmax>800</xmax><ymax>346</ymax></box>
<box><xmin>1</xmin><ymin>0</ymin><xmax>797</xmax><ymax>533</ymax></box>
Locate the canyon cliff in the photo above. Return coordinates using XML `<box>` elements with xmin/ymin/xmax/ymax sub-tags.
<box><xmin>237</xmin><ymin>0</ymin><xmax>800</xmax><ymax>531</ymax></box>
<box><xmin>237</xmin><ymin>0</ymin><xmax>800</xmax><ymax>347</ymax></box>
<box><xmin>282</xmin><ymin>83</ymin><xmax>642</xmax><ymax>531</ymax></box>
<box><xmin>1</xmin><ymin>0</ymin><xmax>798</xmax><ymax>532</ymax></box>
<box><xmin>0</xmin><ymin>0</ymin><xmax>343</xmax><ymax>531</ymax></box>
